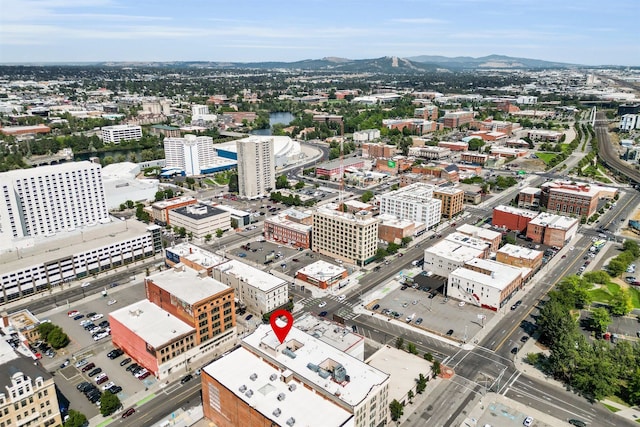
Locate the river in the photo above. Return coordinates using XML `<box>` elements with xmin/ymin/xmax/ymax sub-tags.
<box><xmin>251</xmin><ymin>112</ymin><xmax>295</xmax><ymax>136</ymax></box>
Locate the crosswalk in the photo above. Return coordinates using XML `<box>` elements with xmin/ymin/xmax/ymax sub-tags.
<box><xmin>298</xmin><ymin>296</ymin><xmax>359</xmax><ymax>320</ymax></box>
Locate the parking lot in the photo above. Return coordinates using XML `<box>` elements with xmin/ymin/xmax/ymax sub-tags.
<box><xmin>367</xmin><ymin>272</ymin><xmax>495</xmax><ymax>342</ymax></box>
<box><xmin>42</xmin><ymin>283</ymin><xmax>149</xmax><ymax>418</ymax></box>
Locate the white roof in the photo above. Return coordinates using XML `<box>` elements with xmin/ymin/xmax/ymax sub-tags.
<box><xmin>456</xmin><ymin>224</ymin><xmax>501</xmax><ymax>241</ymax></box>
<box><xmin>445</xmin><ymin>232</ymin><xmax>491</xmax><ymax>251</ymax></box>
<box><xmin>541</xmin><ymin>180</ymin><xmax>616</xmax><ymax>198</ymax></box>
<box><xmin>425</xmin><ymin>240</ymin><xmax>485</xmax><ymax>262</ymax></box>
<box><xmin>147</xmin><ymin>265</ymin><xmax>230</xmax><ymax>305</ymax></box>
<box><xmin>294</xmin><ymin>313</ymin><xmax>364</xmax><ymax>358</ymax></box>
<box><xmin>0</xmin><ymin>160</ymin><xmax>98</xmax><ymax>180</ymax></box>
<box><xmin>241</xmin><ymin>325</ymin><xmax>389</xmax><ymax>407</ymax></box>
<box><xmin>204</xmin><ymin>346</ymin><xmax>353</xmax><ymax>427</ymax></box>
<box><xmin>215</xmin><ymin>260</ymin><xmax>287</xmax><ymax>292</ymax></box>
<box><xmin>529</xmin><ymin>212</ymin><xmax>579</xmax><ymax>230</ymax></box>
<box><xmin>297</xmin><ymin>261</ymin><xmax>346</xmax><ymax>281</ymax></box>
<box><xmin>519</xmin><ymin>187</ymin><xmax>541</xmax><ymax>195</ymax></box>
<box><xmin>166</xmin><ymin>243</ymin><xmax>226</xmax><ymax>268</ymax></box>
<box><xmin>498</xmin><ymin>244</ymin><xmax>543</xmax><ymax>260</ymax></box>
<box><xmin>493</xmin><ymin>205</ymin><xmax>539</xmax><ymax>219</ymax></box>
<box><xmin>265</xmin><ymin>215</ymin><xmax>312</xmax><ymax>233</ymax></box>
<box><xmin>101</xmin><ymin>162</ymin><xmax>139</xmax><ymax>178</ymax></box>
<box><xmin>109</xmin><ymin>300</ymin><xmax>194</xmax><ymax>349</ymax></box>
<box><xmin>451</xmin><ymin>258</ymin><xmax>524</xmax><ymax>291</ymax></box>
<box><xmin>152</xmin><ymin>196</ymin><xmax>196</xmax><ymax>209</ymax></box>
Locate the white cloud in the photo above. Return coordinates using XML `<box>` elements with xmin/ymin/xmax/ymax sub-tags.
<box><xmin>390</xmin><ymin>18</ymin><xmax>448</xmax><ymax>24</ymax></box>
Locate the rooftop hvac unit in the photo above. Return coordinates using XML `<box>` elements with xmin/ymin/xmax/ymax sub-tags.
<box><xmin>282</xmin><ymin>348</ymin><xmax>297</xmax><ymax>359</ymax></box>
<box><xmin>250</xmin><ymin>373</ymin><xmax>258</xmax><ymax>381</ymax></box>
<box><xmin>277</xmin><ymin>393</ymin><xmax>286</xmax><ymax>401</ymax></box>
<box><xmin>318</xmin><ymin>369</ymin><xmax>330</xmax><ymax>379</ymax></box>
<box><xmin>288</xmin><ymin>384</ymin><xmax>297</xmax><ymax>392</ymax></box>
<box><xmin>286</xmin><ymin>418</ymin><xmax>296</xmax><ymax>426</ymax></box>
<box><xmin>333</xmin><ymin>364</ymin><xmax>347</xmax><ymax>383</ymax></box>
<box><xmin>306</xmin><ymin>363</ymin><xmax>319</xmax><ymax>372</ymax></box>
<box><xmin>270</xmin><ymin>374</ymin><xmax>277</xmax><ymax>381</ymax></box>
<box><xmin>273</xmin><ymin>408</ymin><xmax>281</xmax><ymax>417</ymax></box>
<box><xmin>245</xmin><ymin>389</ymin><xmax>253</xmax><ymax>398</ymax></box>
<box><xmin>239</xmin><ymin>385</ymin><xmax>247</xmax><ymax>393</ymax></box>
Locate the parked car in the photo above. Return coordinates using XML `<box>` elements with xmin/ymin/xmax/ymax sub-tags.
<box><xmin>568</xmin><ymin>419</ymin><xmax>587</xmax><ymax>427</ymax></box>
<box><xmin>181</xmin><ymin>374</ymin><xmax>193</xmax><ymax>384</ymax></box>
<box><xmin>319</xmin><ymin>311</ymin><xmax>328</xmax><ymax>317</ymax></box>
<box><xmin>120</xmin><ymin>357</ymin><xmax>132</xmax><ymax>367</ymax></box>
<box><xmin>245</xmin><ymin>314</ymin><xmax>253</xmax><ymax>321</ymax></box>
<box><xmin>446</xmin><ymin>329</ymin><xmax>454</xmax><ymax>336</ymax></box>
<box><xmin>109</xmin><ymin>385</ymin><xmax>123</xmax><ymax>394</ymax></box>
<box><xmin>99</xmin><ymin>320</ymin><xmax>110</xmax><ymax>328</ymax></box>
<box><xmin>87</xmin><ymin>368</ymin><xmax>102</xmax><ymax>377</ymax></box>
<box><xmin>81</xmin><ymin>363</ymin><xmax>96</xmax><ymax>373</ymax></box>
<box><xmin>73</xmin><ymin>314</ymin><xmax>85</xmax><ymax>320</ymax></box>
<box><xmin>76</xmin><ymin>381</ymin><xmax>91</xmax><ymax>391</ymax></box>
<box><xmin>126</xmin><ymin>363</ymin><xmax>139</xmax><ymax>372</ymax></box>
<box><xmin>67</xmin><ymin>310</ymin><xmax>79</xmax><ymax>317</ymax></box>
<box><xmin>523</xmin><ymin>416</ymin><xmax>533</xmax><ymax>427</ymax></box>
<box><xmin>372</xmin><ymin>304</ymin><xmax>380</xmax><ymax>311</ymax></box>
<box><xmin>101</xmin><ymin>381</ymin><xmax>115</xmax><ymax>391</ymax></box>
<box><xmin>90</xmin><ymin>313</ymin><xmax>104</xmax><ymax>321</ymax></box>
<box><xmin>96</xmin><ymin>375</ymin><xmax>109</xmax><ymax>385</ymax></box>
<box><xmin>76</xmin><ymin>359</ymin><xmax>89</xmax><ymax>368</ymax></box>
<box><xmin>520</xmin><ymin>336</ymin><xmax>529</xmax><ymax>343</ymax></box>
<box><xmin>107</xmin><ymin>349</ymin><xmax>124</xmax><ymax>359</ymax></box>
<box><xmin>510</xmin><ymin>300</ymin><xmax>522</xmax><ymax>310</ymax></box>
<box><xmin>415</xmin><ymin>318</ymin><xmax>423</xmax><ymax>325</ymax></box>
<box><xmin>60</xmin><ymin>359</ymin><xmax>70</xmax><ymax>369</ymax></box>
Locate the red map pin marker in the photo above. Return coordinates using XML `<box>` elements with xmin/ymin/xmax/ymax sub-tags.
<box><xmin>270</xmin><ymin>309</ymin><xmax>293</xmax><ymax>343</ymax></box>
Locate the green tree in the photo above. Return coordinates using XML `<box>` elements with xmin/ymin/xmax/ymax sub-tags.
<box><xmin>231</xmin><ymin>218</ymin><xmax>239</xmax><ymax>229</ymax></box>
<box><xmin>537</xmin><ymin>298</ymin><xmax>577</xmax><ymax>345</ymax></box>
<box><xmin>216</xmin><ymin>228</ymin><xmax>224</xmax><ymax>238</ymax></box>
<box><xmin>99</xmin><ymin>391</ymin><xmax>121</xmax><ymax>416</ymax></box>
<box><xmin>583</xmin><ymin>271</ymin><xmax>610</xmax><ymax>284</ymax></box>
<box><xmin>389</xmin><ymin>399</ymin><xmax>404</xmax><ymax>422</ymax></box>
<box><xmin>416</xmin><ymin>373</ymin><xmax>428</xmax><ymax>393</ymax></box>
<box><xmin>276</xmin><ymin>175</ymin><xmax>290</xmax><ymax>189</ymax></box>
<box><xmin>607</xmin><ymin>259</ymin><xmax>626</xmax><ymax>277</ymax></box>
<box><xmin>623</xmin><ymin>240</ymin><xmax>640</xmax><ymax>258</ymax></box>
<box><xmin>38</xmin><ymin>323</ymin><xmax>55</xmax><ymax>340</ymax></box>
<box><xmin>177</xmin><ymin>227</ymin><xmax>187</xmax><ymax>238</ymax></box>
<box><xmin>407</xmin><ymin>389</ymin><xmax>414</xmax><ymax>404</ymax></box>
<box><xmin>119</xmin><ymin>203</ymin><xmax>126</xmax><ymax>211</ymax></box>
<box><xmin>407</xmin><ymin>342</ymin><xmax>418</xmax><ymax>355</ymax></box>
<box><xmin>610</xmin><ymin>290</ymin><xmax>633</xmax><ymax>316</ymax></box>
<box><xmin>395</xmin><ymin>337</ymin><xmax>404</xmax><ymax>350</ymax></box>
<box><xmin>126</xmin><ymin>200</ymin><xmax>134</xmax><ymax>209</ymax></box>
<box><xmin>63</xmin><ymin>409</ymin><xmax>88</xmax><ymax>427</ymax></box>
<box><xmin>468</xmin><ymin>138</ymin><xmax>485</xmax><ymax>151</ymax></box>
<box><xmin>401</xmin><ymin>236</ymin><xmax>413</xmax><ymax>247</ymax></box>
<box><xmin>589</xmin><ymin>307</ymin><xmax>611</xmax><ymax>334</ymax></box>
<box><xmin>628</xmin><ymin>367</ymin><xmax>640</xmax><ymax>405</ymax></box>
<box><xmin>361</xmin><ymin>190</ymin><xmax>375</xmax><ymax>203</ymax></box>
<box><xmin>228</xmin><ymin>173</ymin><xmax>239</xmax><ymax>193</ymax></box>
<box><xmin>164</xmin><ymin>188</ymin><xmax>174</xmax><ymax>199</ymax></box>
<box><xmin>48</xmin><ymin>328</ymin><xmax>70</xmax><ymax>349</ymax></box>
<box><xmin>423</xmin><ymin>352</ymin><xmax>433</xmax><ymax>362</ymax></box>
<box><xmin>294</xmin><ymin>181</ymin><xmax>305</xmax><ymax>190</ymax></box>
<box><xmin>204</xmin><ymin>234</ymin><xmax>212</xmax><ymax>243</ymax></box>
<box><xmin>431</xmin><ymin>362</ymin><xmax>441</xmax><ymax>379</ymax></box>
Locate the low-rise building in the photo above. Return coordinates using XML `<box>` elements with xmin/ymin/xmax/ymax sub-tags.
<box><xmin>457</xmin><ymin>183</ymin><xmax>483</xmax><ymax>205</ymax></box>
<box><xmin>423</xmin><ymin>239</ymin><xmax>486</xmax><ymax>277</ymax></box>
<box><xmin>295</xmin><ymin>260</ymin><xmax>347</xmax><ymax>290</ymax></box>
<box><xmin>490</xmin><ymin>146</ymin><xmax>528</xmax><ymax>158</ymax></box>
<box><xmin>101</xmin><ymin>124</ymin><xmax>142</xmax><ymax>144</ymax></box>
<box><xmin>526</xmin><ymin>212</ymin><xmax>579</xmax><ymax>248</ymax></box>
<box><xmin>378</xmin><ymin>183</ymin><xmax>442</xmax><ymax>230</ymax></box>
<box><xmin>461</xmin><ymin>151</ymin><xmax>489</xmax><ymax>165</ymax></box>
<box><xmin>164</xmin><ymin>243</ymin><xmax>226</xmax><ymax>275</ymax></box>
<box><xmin>378</xmin><ymin>215</ymin><xmax>420</xmax><ymax>244</ymax></box>
<box><xmin>492</xmin><ymin>205</ymin><xmax>538</xmax><ymax>232</ymax></box>
<box><xmin>438</xmin><ymin>141</ymin><xmax>468</xmax><ymax>151</ymax></box>
<box><xmin>201</xmin><ymin>324</ymin><xmax>390</xmax><ymax>427</ymax></box>
<box><xmin>151</xmin><ymin>196</ymin><xmax>198</xmax><ymax>226</ymax></box>
<box><xmin>0</xmin><ymin>124</ymin><xmax>51</xmax><ymax>136</ymax></box>
<box><xmin>496</xmin><ymin>244</ymin><xmax>544</xmax><ymax>273</ymax></box>
<box><xmin>362</xmin><ymin>143</ymin><xmax>397</xmax><ymax>159</ymax></box>
<box><xmin>539</xmin><ymin>180</ymin><xmax>617</xmax><ymax>218</ymax></box>
<box><xmin>264</xmin><ymin>209</ymin><xmax>313</xmax><ymax>249</ymax></box>
<box><xmin>408</xmin><ymin>146</ymin><xmax>451</xmax><ymax>160</ymax></box>
<box><xmin>445</xmin><ymin>232</ymin><xmax>492</xmax><ymax>258</ymax></box>
<box><xmin>526</xmin><ymin>129</ymin><xmax>563</xmax><ymax>142</ymax></box>
<box><xmin>295</xmin><ymin>313</ymin><xmax>365</xmax><ymax>361</ymax></box>
<box><xmin>315</xmin><ymin>158</ymin><xmax>365</xmax><ymax>180</ymax></box>
<box><xmin>517</xmin><ymin>187</ymin><xmax>541</xmax><ymax>209</ymax></box>
<box><xmin>212</xmin><ymin>260</ymin><xmax>288</xmax><ymax>315</ymax></box>
<box><xmin>442</xmin><ymin>111</ymin><xmax>474</xmax><ymax>128</ymax></box>
<box><xmin>168</xmin><ymin>204</ymin><xmax>231</xmax><ymax>239</ymax></box>
<box><xmin>456</xmin><ymin>224</ymin><xmax>502</xmax><ymax>252</ymax></box>
<box><xmin>448</xmin><ymin>258</ymin><xmax>526</xmax><ymax>311</ymax></box>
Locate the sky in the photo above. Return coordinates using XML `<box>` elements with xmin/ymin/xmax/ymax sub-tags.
<box><xmin>1</xmin><ymin>0</ymin><xmax>638</xmax><ymax>66</ymax></box>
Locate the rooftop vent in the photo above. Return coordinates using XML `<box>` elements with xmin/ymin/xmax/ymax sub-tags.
<box><xmin>245</xmin><ymin>389</ymin><xmax>253</xmax><ymax>398</ymax></box>
<box><xmin>269</xmin><ymin>374</ymin><xmax>277</xmax><ymax>381</ymax></box>
<box><xmin>273</xmin><ymin>408</ymin><xmax>281</xmax><ymax>417</ymax></box>
<box><xmin>282</xmin><ymin>348</ymin><xmax>297</xmax><ymax>359</ymax></box>
<box><xmin>239</xmin><ymin>385</ymin><xmax>247</xmax><ymax>393</ymax></box>
<box><xmin>288</xmin><ymin>384</ymin><xmax>297</xmax><ymax>392</ymax></box>
<box><xmin>250</xmin><ymin>373</ymin><xmax>258</xmax><ymax>381</ymax></box>
<box><xmin>286</xmin><ymin>418</ymin><xmax>296</xmax><ymax>426</ymax></box>
<box><xmin>277</xmin><ymin>393</ymin><xmax>286</xmax><ymax>401</ymax></box>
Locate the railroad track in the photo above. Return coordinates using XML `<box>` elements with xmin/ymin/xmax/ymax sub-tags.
<box><xmin>594</xmin><ymin>112</ymin><xmax>640</xmax><ymax>185</ymax></box>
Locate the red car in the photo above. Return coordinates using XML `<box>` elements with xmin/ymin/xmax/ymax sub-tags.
<box><xmin>138</xmin><ymin>371</ymin><xmax>151</xmax><ymax>380</ymax></box>
<box><xmin>122</xmin><ymin>408</ymin><xmax>135</xmax><ymax>418</ymax></box>
<box><xmin>67</xmin><ymin>310</ymin><xmax>79</xmax><ymax>317</ymax></box>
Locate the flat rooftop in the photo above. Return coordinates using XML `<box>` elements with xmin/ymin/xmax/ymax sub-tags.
<box><xmin>1</xmin><ymin>218</ymin><xmax>155</xmax><ymax>271</ymax></box>
<box><xmin>493</xmin><ymin>205</ymin><xmax>539</xmax><ymax>218</ymax></box>
<box><xmin>445</xmin><ymin>232</ymin><xmax>491</xmax><ymax>251</ymax></box>
<box><xmin>425</xmin><ymin>239</ymin><xmax>485</xmax><ymax>262</ymax></box>
<box><xmin>215</xmin><ymin>260</ymin><xmax>286</xmax><ymax>292</ymax></box>
<box><xmin>541</xmin><ymin>180</ymin><xmax>616</xmax><ymax>198</ymax></box>
<box><xmin>315</xmin><ymin>205</ymin><xmax>379</xmax><ymax>226</ymax></box>
<box><xmin>171</xmin><ymin>204</ymin><xmax>227</xmax><ymax>220</ymax></box>
<box><xmin>242</xmin><ymin>324</ymin><xmax>389</xmax><ymax>408</ymax></box>
<box><xmin>529</xmin><ymin>212</ymin><xmax>579</xmax><ymax>230</ymax></box>
<box><xmin>204</xmin><ymin>346</ymin><xmax>353</xmax><ymax>427</ymax></box>
<box><xmin>498</xmin><ymin>244</ymin><xmax>543</xmax><ymax>260</ymax></box>
<box><xmin>451</xmin><ymin>258</ymin><xmax>525</xmax><ymax>290</ymax></box>
<box><xmin>109</xmin><ymin>299</ymin><xmax>195</xmax><ymax>349</ymax></box>
<box><xmin>152</xmin><ymin>196</ymin><xmax>197</xmax><ymax>209</ymax></box>
<box><xmin>519</xmin><ymin>187</ymin><xmax>541</xmax><ymax>195</ymax></box>
<box><xmin>297</xmin><ymin>260</ymin><xmax>346</xmax><ymax>281</ymax></box>
<box><xmin>280</xmin><ymin>208</ymin><xmax>312</xmax><ymax>221</ymax></box>
<box><xmin>265</xmin><ymin>215</ymin><xmax>313</xmax><ymax>233</ymax></box>
<box><xmin>166</xmin><ymin>243</ymin><xmax>226</xmax><ymax>268</ymax></box>
<box><xmin>294</xmin><ymin>313</ymin><xmax>364</xmax><ymax>359</ymax></box>
<box><xmin>147</xmin><ymin>265</ymin><xmax>231</xmax><ymax>305</ymax></box>
<box><xmin>456</xmin><ymin>224</ymin><xmax>501</xmax><ymax>241</ymax></box>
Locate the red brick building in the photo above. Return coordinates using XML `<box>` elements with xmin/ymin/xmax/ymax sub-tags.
<box><xmin>526</xmin><ymin>212</ymin><xmax>579</xmax><ymax>248</ymax></box>
<box><xmin>492</xmin><ymin>205</ymin><xmax>538</xmax><ymax>232</ymax></box>
<box><xmin>539</xmin><ymin>181</ymin><xmax>617</xmax><ymax>218</ymax></box>
<box><xmin>461</xmin><ymin>151</ymin><xmax>489</xmax><ymax>165</ymax></box>
<box><xmin>315</xmin><ymin>157</ymin><xmax>365</xmax><ymax>180</ymax></box>
<box><xmin>263</xmin><ymin>209</ymin><xmax>312</xmax><ymax>248</ymax></box>
<box><xmin>151</xmin><ymin>196</ymin><xmax>198</xmax><ymax>226</ymax></box>
<box><xmin>438</xmin><ymin>141</ymin><xmax>468</xmax><ymax>151</ymax></box>
<box><xmin>362</xmin><ymin>143</ymin><xmax>397</xmax><ymax>159</ymax></box>
<box><xmin>442</xmin><ymin>111</ymin><xmax>474</xmax><ymax>128</ymax></box>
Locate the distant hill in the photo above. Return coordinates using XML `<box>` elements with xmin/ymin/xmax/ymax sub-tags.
<box><xmin>407</xmin><ymin>54</ymin><xmax>576</xmax><ymax>69</ymax></box>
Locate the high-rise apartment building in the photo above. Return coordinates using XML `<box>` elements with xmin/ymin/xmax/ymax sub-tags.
<box><xmin>0</xmin><ymin>161</ymin><xmax>109</xmax><ymax>241</ymax></box>
<box><xmin>312</xmin><ymin>204</ymin><xmax>380</xmax><ymax>266</ymax></box>
<box><xmin>236</xmin><ymin>136</ymin><xmax>275</xmax><ymax>199</ymax></box>
<box><xmin>378</xmin><ymin>182</ymin><xmax>442</xmax><ymax>229</ymax></box>
<box><xmin>164</xmin><ymin>134</ymin><xmax>217</xmax><ymax>176</ymax></box>
<box><xmin>101</xmin><ymin>124</ymin><xmax>142</xmax><ymax>144</ymax></box>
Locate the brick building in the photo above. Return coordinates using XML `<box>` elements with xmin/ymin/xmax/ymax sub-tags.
<box><xmin>438</xmin><ymin>141</ymin><xmax>468</xmax><ymax>151</ymax></box>
<box><xmin>526</xmin><ymin>212</ymin><xmax>579</xmax><ymax>248</ymax></box>
<box><xmin>492</xmin><ymin>205</ymin><xmax>538</xmax><ymax>232</ymax></box>
<box><xmin>295</xmin><ymin>260</ymin><xmax>347</xmax><ymax>290</ymax></box>
<box><xmin>378</xmin><ymin>216</ymin><xmax>418</xmax><ymax>244</ymax></box>
<box><xmin>151</xmin><ymin>196</ymin><xmax>198</xmax><ymax>225</ymax></box>
<box><xmin>517</xmin><ymin>187</ymin><xmax>541</xmax><ymax>209</ymax></box>
<box><xmin>263</xmin><ymin>209</ymin><xmax>313</xmax><ymax>249</ymax></box>
<box><xmin>461</xmin><ymin>151</ymin><xmax>489</xmax><ymax>165</ymax></box>
<box><xmin>315</xmin><ymin>158</ymin><xmax>365</xmax><ymax>180</ymax></box>
<box><xmin>456</xmin><ymin>224</ymin><xmax>502</xmax><ymax>252</ymax></box>
<box><xmin>496</xmin><ymin>244</ymin><xmax>544</xmax><ymax>273</ymax></box>
<box><xmin>539</xmin><ymin>180</ymin><xmax>617</xmax><ymax>218</ymax></box>
<box><xmin>433</xmin><ymin>187</ymin><xmax>464</xmax><ymax>219</ymax></box>
<box><xmin>362</xmin><ymin>143</ymin><xmax>397</xmax><ymax>159</ymax></box>
<box><xmin>442</xmin><ymin>111</ymin><xmax>474</xmax><ymax>128</ymax></box>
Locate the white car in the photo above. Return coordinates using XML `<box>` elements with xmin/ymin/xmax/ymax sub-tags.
<box><xmin>93</xmin><ymin>332</ymin><xmax>109</xmax><ymax>341</ymax></box>
<box><xmin>101</xmin><ymin>381</ymin><xmax>115</xmax><ymax>391</ymax></box>
<box><xmin>318</xmin><ymin>301</ymin><xmax>327</xmax><ymax>308</ymax></box>
<box><xmin>81</xmin><ymin>282</ymin><xmax>92</xmax><ymax>288</ymax></box>
<box><xmin>134</xmin><ymin>369</ymin><xmax>148</xmax><ymax>378</ymax></box>
<box><xmin>107</xmin><ymin>299</ymin><xmax>117</xmax><ymax>306</ymax></box>
<box><xmin>337</xmin><ymin>295</ymin><xmax>346</xmax><ymax>302</ymax></box>
<box><xmin>523</xmin><ymin>416</ymin><xmax>533</xmax><ymax>427</ymax></box>
<box><xmin>95</xmin><ymin>373</ymin><xmax>107</xmax><ymax>382</ymax></box>
<box><xmin>90</xmin><ymin>314</ymin><xmax>104</xmax><ymax>321</ymax></box>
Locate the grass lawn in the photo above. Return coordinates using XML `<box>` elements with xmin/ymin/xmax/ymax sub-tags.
<box><xmin>629</xmin><ymin>286</ymin><xmax>640</xmax><ymax>308</ymax></box>
<box><xmin>588</xmin><ymin>281</ymin><xmax>640</xmax><ymax>308</ymax></box>
<box><xmin>560</xmin><ymin>143</ymin><xmax>572</xmax><ymax>153</ymax></box>
<box><xmin>603</xmin><ymin>403</ymin><xmax>621</xmax><ymax>412</ymax></box>
<box><xmin>606</xmin><ymin>395</ymin><xmax>630</xmax><ymax>407</ymax></box>
<box><xmin>536</xmin><ymin>152</ymin><xmax>557</xmax><ymax>164</ymax></box>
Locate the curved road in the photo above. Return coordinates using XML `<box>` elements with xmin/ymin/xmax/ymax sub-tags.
<box><xmin>595</xmin><ymin>111</ymin><xmax>640</xmax><ymax>185</ymax></box>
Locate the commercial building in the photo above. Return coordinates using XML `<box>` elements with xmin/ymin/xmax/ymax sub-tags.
<box><xmin>448</xmin><ymin>258</ymin><xmax>526</xmax><ymax>311</ymax></box>
<box><xmin>517</xmin><ymin>187</ymin><xmax>541</xmax><ymax>209</ymax></box>
<box><xmin>539</xmin><ymin>180</ymin><xmax>617</xmax><ymax>218</ymax></box>
<box><xmin>294</xmin><ymin>313</ymin><xmax>365</xmax><ymax>361</ymax></box>
<box><xmin>378</xmin><ymin>216</ymin><xmax>420</xmax><ymax>244</ymax></box>
<box><xmin>0</xmin><ymin>124</ymin><xmax>51</xmax><ymax>136</ymax></box>
<box><xmin>164</xmin><ymin>134</ymin><xmax>219</xmax><ymax>176</ymax></box>
<box><xmin>145</xmin><ymin>264</ymin><xmax>236</xmax><ymax>344</ymax></box>
<box><xmin>456</xmin><ymin>224</ymin><xmax>502</xmax><ymax>252</ymax></box>
<box><xmin>101</xmin><ymin>124</ymin><xmax>142</xmax><ymax>144</ymax></box>
<box><xmin>526</xmin><ymin>212</ymin><xmax>579</xmax><ymax>248</ymax></box>
<box><xmin>151</xmin><ymin>196</ymin><xmax>198</xmax><ymax>226</ymax></box>
<box><xmin>496</xmin><ymin>244</ymin><xmax>544</xmax><ymax>272</ymax></box>
<box><xmin>438</xmin><ymin>141</ymin><xmax>468</xmax><ymax>151</ymax></box>
<box><xmin>0</xmin><ymin>161</ymin><xmax>109</xmax><ymax>242</ymax></box>
<box><xmin>423</xmin><ymin>239</ymin><xmax>486</xmax><ymax>278</ymax></box>
<box><xmin>315</xmin><ymin>157</ymin><xmax>365</xmax><ymax>180</ymax></box>
<box><xmin>460</xmin><ymin>151</ymin><xmax>489</xmax><ymax>165</ymax></box>
<box><xmin>164</xmin><ymin>243</ymin><xmax>226</xmax><ymax>275</ymax></box>
<box><xmin>0</xmin><ymin>339</ymin><xmax>62</xmax><ymax>427</ymax></box>
<box><xmin>526</xmin><ymin>130</ymin><xmax>563</xmax><ymax>142</ymax></box>
<box><xmin>489</xmin><ymin>147</ymin><xmax>528</xmax><ymax>158</ymax></box>
<box><xmin>264</xmin><ymin>209</ymin><xmax>313</xmax><ymax>248</ymax></box>
<box><xmin>167</xmin><ymin>204</ymin><xmax>231</xmax><ymax>239</ymax></box>
<box><xmin>236</xmin><ymin>136</ymin><xmax>276</xmax><ymax>199</ymax></box>
<box><xmin>378</xmin><ymin>183</ymin><xmax>442</xmax><ymax>229</ymax></box>
<box><xmin>433</xmin><ymin>187</ymin><xmax>464</xmax><ymax>219</ymax></box>
<box><xmin>101</xmin><ymin>162</ymin><xmax>159</xmax><ymax>210</ymax></box>
<box><xmin>201</xmin><ymin>324</ymin><xmax>390</xmax><ymax>427</ymax></box>
<box><xmin>362</xmin><ymin>143</ymin><xmax>397</xmax><ymax>159</ymax></box>
<box><xmin>492</xmin><ymin>205</ymin><xmax>538</xmax><ymax>232</ymax></box>
<box><xmin>445</xmin><ymin>232</ymin><xmax>492</xmax><ymax>258</ymax></box>
<box><xmin>0</xmin><ymin>220</ymin><xmax>162</xmax><ymax>305</ymax></box>
<box><xmin>619</xmin><ymin>114</ymin><xmax>640</xmax><ymax>131</ymax></box>
<box><xmin>295</xmin><ymin>260</ymin><xmax>347</xmax><ymax>290</ymax></box>
<box><xmin>408</xmin><ymin>146</ymin><xmax>451</xmax><ymax>160</ymax></box>
<box><xmin>212</xmin><ymin>260</ymin><xmax>288</xmax><ymax>315</ymax></box>
<box><xmin>312</xmin><ymin>205</ymin><xmax>380</xmax><ymax>266</ymax></box>
<box><xmin>458</xmin><ymin>183</ymin><xmax>483</xmax><ymax>205</ymax></box>
<box><xmin>442</xmin><ymin>111</ymin><xmax>474</xmax><ymax>128</ymax></box>
<box><xmin>353</xmin><ymin>129</ymin><xmax>381</xmax><ymax>143</ymax></box>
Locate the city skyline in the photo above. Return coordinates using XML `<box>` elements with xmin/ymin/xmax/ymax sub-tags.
<box><xmin>1</xmin><ymin>0</ymin><xmax>638</xmax><ymax>66</ymax></box>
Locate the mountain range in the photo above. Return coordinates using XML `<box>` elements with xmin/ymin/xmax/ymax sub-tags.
<box><xmin>101</xmin><ymin>55</ymin><xmax>577</xmax><ymax>73</ymax></box>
